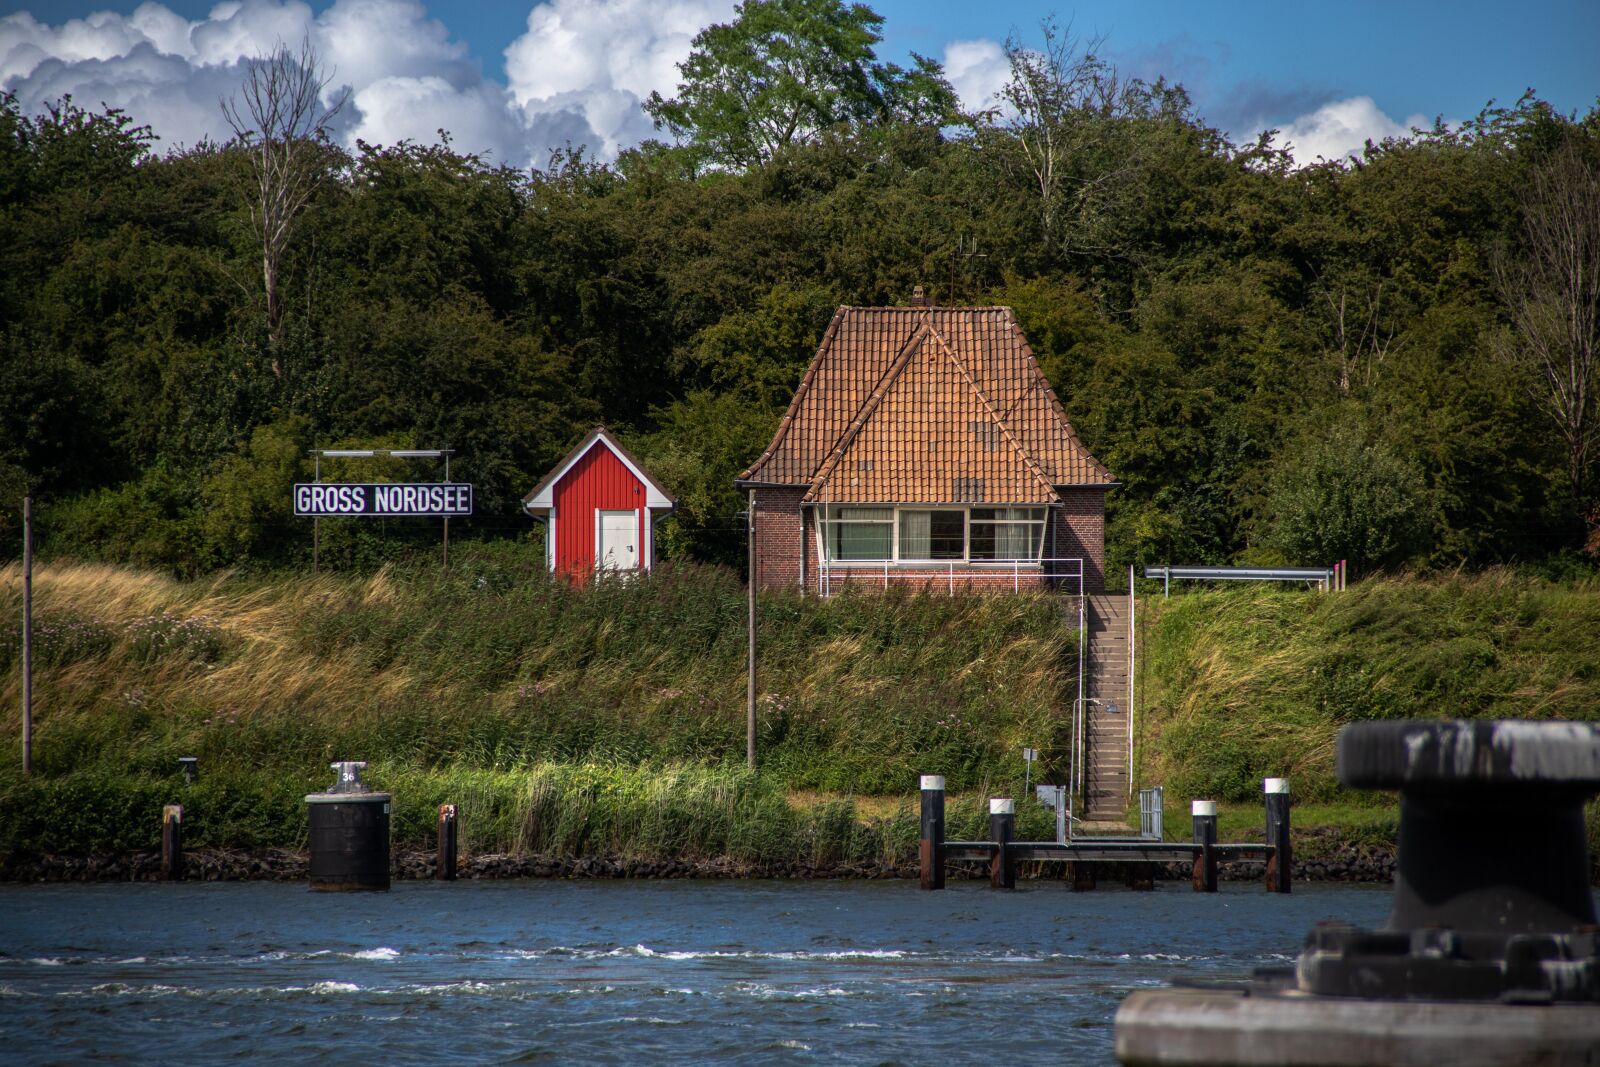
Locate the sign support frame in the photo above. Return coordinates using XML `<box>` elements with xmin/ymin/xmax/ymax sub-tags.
<box><xmin>305</xmin><ymin>449</ymin><xmax>459</xmax><ymax>572</ymax></box>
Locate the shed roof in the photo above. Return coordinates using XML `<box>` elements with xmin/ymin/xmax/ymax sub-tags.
<box><xmin>738</xmin><ymin>306</ymin><xmax>1113</xmax><ymax>503</ymax></box>
<box><xmin>523</xmin><ymin>426</ymin><xmax>676</xmax><ymax>510</ymax></box>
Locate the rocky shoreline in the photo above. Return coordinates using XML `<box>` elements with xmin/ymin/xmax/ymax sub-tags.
<box><xmin>1</xmin><ymin>832</ymin><xmax>1405</xmax><ymax>884</ymax></box>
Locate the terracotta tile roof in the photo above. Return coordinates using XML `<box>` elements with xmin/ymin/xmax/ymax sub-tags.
<box><xmin>739</xmin><ymin>306</ymin><xmax>1113</xmax><ymax>501</ymax></box>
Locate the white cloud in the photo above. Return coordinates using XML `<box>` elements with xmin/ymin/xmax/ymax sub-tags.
<box><xmin>503</xmin><ymin>0</ymin><xmax>731</xmax><ymax>157</ymax></box>
<box><xmin>941</xmin><ymin>38</ymin><xmax>1009</xmax><ymax>116</ymax></box>
<box><xmin>1278</xmin><ymin>96</ymin><xmax>1428</xmax><ymax>165</ymax></box>
<box><xmin>0</xmin><ymin>0</ymin><xmax>736</xmax><ymax>166</ymax></box>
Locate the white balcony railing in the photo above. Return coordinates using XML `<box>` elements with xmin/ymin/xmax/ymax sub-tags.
<box><xmin>817</xmin><ymin>557</ymin><xmax>1085</xmax><ymax>597</ymax></box>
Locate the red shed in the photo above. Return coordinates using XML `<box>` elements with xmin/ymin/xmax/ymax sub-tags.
<box><xmin>522</xmin><ymin>427</ymin><xmax>675</xmax><ymax>581</ymax></box>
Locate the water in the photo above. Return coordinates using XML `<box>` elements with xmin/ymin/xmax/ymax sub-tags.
<box><xmin>0</xmin><ymin>880</ymin><xmax>1390</xmax><ymax>1064</ymax></box>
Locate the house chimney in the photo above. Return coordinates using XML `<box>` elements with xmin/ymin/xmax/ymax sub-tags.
<box><xmin>910</xmin><ymin>285</ymin><xmax>930</xmax><ymax>308</ymax></box>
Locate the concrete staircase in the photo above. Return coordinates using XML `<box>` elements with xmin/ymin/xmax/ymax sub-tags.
<box><xmin>1082</xmin><ymin>594</ymin><xmax>1132</xmax><ymax>825</ymax></box>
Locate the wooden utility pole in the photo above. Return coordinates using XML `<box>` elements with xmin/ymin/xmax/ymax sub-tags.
<box><xmin>21</xmin><ymin>496</ymin><xmax>33</xmax><ymax>775</ymax></box>
<box><xmin>746</xmin><ymin>491</ymin><xmax>757</xmax><ymax>770</ymax></box>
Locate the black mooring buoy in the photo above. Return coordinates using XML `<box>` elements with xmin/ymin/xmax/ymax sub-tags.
<box><xmin>1115</xmin><ymin>719</ymin><xmax>1600</xmax><ymax>1066</ymax></box>
<box><xmin>305</xmin><ymin>761</ymin><xmax>390</xmax><ymax>892</ymax></box>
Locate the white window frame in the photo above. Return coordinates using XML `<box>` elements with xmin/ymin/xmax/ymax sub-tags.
<box><xmin>814</xmin><ymin>504</ymin><xmax>1046</xmax><ymax>565</ymax></box>
<box><xmin>818</xmin><ymin>506</ymin><xmax>895</xmax><ymax>563</ymax></box>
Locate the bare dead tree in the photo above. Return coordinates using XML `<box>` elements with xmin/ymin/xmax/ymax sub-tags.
<box><xmin>221</xmin><ymin>38</ymin><xmax>347</xmax><ymax>372</ymax></box>
<box><xmin>994</xmin><ymin>19</ymin><xmax>1120</xmax><ymax>245</ymax></box>
<box><xmin>1494</xmin><ymin>143</ymin><xmax>1600</xmax><ymax>500</ymax></box>
<box><xmin>1311</xmin><ymin>269</ymin><xmax>1400</xmax><ymax>396</ymax></box>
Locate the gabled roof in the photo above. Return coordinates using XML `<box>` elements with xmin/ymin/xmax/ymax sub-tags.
<box><xmin>524</xmin><ymin>426</ymin><xmax>676</xmax><ymax>510</ymax></box>
<box><xmin>738</xmin><ymin>306</ymin><xmax>1113</xmax><ymax>503</ymax></box>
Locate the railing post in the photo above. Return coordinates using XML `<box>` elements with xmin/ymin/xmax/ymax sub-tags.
<box><xmin>1265</xmin><ymin>778</ymin><xmax>1292</xmax><ymax>893</ymax></box>
<box><xmin>919</xmin><ymin>776</ymin><xmax>945</xmax><ymax>890</ymax></box>
<box><xmin>989</xmin><ymin>798</ymin><xmax>1015</xmax><ymax>889</ymax></box>
<box><xmin>1191</xmin><ymin>800</ymin><xmax>1218</xmax><ymax>892</ymax></box>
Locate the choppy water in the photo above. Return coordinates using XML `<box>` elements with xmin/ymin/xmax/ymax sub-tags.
<box><xmin>0</xmin><ymin>879</ymin><xmax>1390</xmax><ymax>1064</ymax></box>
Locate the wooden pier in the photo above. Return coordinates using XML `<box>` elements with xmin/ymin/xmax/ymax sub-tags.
<box><xmin>918</xmin><ymin>776</ymin><xmax>1292</xmax><ymax>892</ymax></box>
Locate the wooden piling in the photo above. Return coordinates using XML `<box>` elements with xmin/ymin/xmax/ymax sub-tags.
<box><xmin>1265</xmin><ymin>778</ymin><xmax>1292</xmax><ymax>893</ymax></box>
<box><xmin>1191</xmin><ymin>800</ymin><xmax>1218</xmax><ymax>892</ymax></box>
<box><xmin>436</xmin><ymin>803</ymin><xmax>458</xmax><ymax>881</ymax></box>
<box><xmin>161</xmin><ymin>804</ymin><xmax>183</xmax><ymax>881</ymax></box>
<box><xmin>989</xmin><ymin>798</ymin><xmax>1015</xmax><ymax>890</ymax></box>
<box><xmin>919</xmin><ymin>775</ymin><xmax>945</xmax><ymax>890</ymax></box>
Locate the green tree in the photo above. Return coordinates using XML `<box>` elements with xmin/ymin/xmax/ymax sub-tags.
<box><xmin>1266</xmin><ymin>421</ymin><xmax>1431</xmax><ymax>571</ymax></box>
<box><xmin>632</xmin><ymin>392</ymin><xmax>782</xmax><ymax>566</ymax></box>
<box><xmin>644</xmin><ymin>0</ymin><xmax>955</xmax><ymax>170</ymax></box>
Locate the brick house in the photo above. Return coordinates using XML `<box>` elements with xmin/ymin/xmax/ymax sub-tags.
<box><xmin>735</xmin><ymin>297</ymin><xmax>1116</xmax><ymax>594</ymax></box>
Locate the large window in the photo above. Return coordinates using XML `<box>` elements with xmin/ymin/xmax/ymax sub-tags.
<box><xmin>898</xmin><ymin>510</ymin><xmax>965</xmax><ymax>559</ymax></box>
<box><xmin>824</xmin><ymin>507</ymin><xmax>893</xmax><ymax>561</ymax></box>
<box><xmin>818</xmin><ymin>506</ymin><xmax>1046</xmax><ymax>562</ymax></box>
<box><xmin>970</xmin><ymin>508</ymin><xmax>1044</xmax><ymax>560</ymax></box>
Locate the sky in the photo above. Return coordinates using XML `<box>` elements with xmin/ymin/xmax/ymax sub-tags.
<box><xmin>2</xmin><ymin>0</ymin><xmax>1595</xmax><ymax>170</ymax></box>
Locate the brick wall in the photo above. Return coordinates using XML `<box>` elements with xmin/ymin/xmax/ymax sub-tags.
<box><xmin>1051</xmin><ymin>488</ymin><xmax>1106</xmax><ymax>593</ymax></box>
<box><xmin>751</xmin><ymin>487</ymin><xmax>806</xmax><ymax>590</ymax></box>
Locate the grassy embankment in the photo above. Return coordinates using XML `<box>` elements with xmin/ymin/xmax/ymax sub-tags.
<box><xmin>1137</xmin><ymin>572</ymin><xmax>1600</xmax><ymax>855</ymax></box>
<box><xmin>2</xmin><ymin>553</ymin><xmax>1597</xmax><ymax>867</ymax></box>
<box><xmin>0</xmin><ymin>547</ymin><xmax>1071</xmax><ymax>863</ymax></box>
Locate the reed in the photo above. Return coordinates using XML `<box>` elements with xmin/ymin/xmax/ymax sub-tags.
<box><xmin>1137</xmin><ymin>571</ymin><xmax>1600</xmax><ymax>802</ymax></box>
<box><xmin>0</xmin><ymin>549</ymin><xmax>1068</xmax><ymax>802</ymax></box>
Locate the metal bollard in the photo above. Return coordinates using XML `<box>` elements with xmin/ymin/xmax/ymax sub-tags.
<box><xmin>919</xmin><ymin>776</ymin><xmax>945</xmax><ymax>891</ymax></box>
<box><xmin>306</xmin><ymin>761</ymin><xmax>391</xmax><ymax>892</ymax></box>
<box><xmin>1115</xmin><ymin>721</ymin><xmax>1600</xmax><ymax>1066</ymax></box>
<box><xmin>1191</xmin><ymin>800</ymin><xmax>1218</xmax><ymax>893</ymax></box>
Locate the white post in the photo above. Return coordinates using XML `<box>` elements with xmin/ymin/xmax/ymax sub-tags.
<box><xmin>1128</xmin><ymin>563</ymin><xmax>1136</xmax><ymax>798</ymax></box>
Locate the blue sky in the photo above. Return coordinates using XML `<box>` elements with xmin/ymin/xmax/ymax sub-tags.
<box><xmin>3</xmin><ymin>1</ymin><xmax>1595</xmax><ymax>168</ymax></box>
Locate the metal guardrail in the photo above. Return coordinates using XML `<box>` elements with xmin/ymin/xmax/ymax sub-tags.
<box><xmin>1145</xmin><ymin>565</ymin><xmax>1335</xmax><ymax>596</ymax></box>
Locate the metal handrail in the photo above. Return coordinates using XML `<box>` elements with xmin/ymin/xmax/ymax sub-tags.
<box><xmin>1074</xmin><ymin>596</ymin><xmax>1085</xmax><ymax>811</ymax></box>
<box><xmin>1128</xmin><ymin>564</ymin><xmax>1136</xmax><ymax>799</ymax></box>
<box><xmin>819</xmin><ymin>557</ymin><xmax>1086</xmax><ymax>596</ymax></box>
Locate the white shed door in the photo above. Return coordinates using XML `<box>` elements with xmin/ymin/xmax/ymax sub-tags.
<box><xmin>597</xmin><ymin>510</ymin><xmax>638</xmax><ymax>571</ymax></box>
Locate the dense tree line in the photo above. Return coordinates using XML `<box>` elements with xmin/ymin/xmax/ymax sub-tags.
<box><xmin>1</xmin><ymin>1</ymin><xmax>1597</xmax><ymax>579</ymax></box>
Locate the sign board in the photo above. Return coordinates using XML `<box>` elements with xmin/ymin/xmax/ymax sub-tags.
<box><xmin>293</xmin><ymin>483</ymin><xmax>473</xmax><ymax>517</ymax></box>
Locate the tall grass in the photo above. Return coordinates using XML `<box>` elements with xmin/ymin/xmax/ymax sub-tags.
<box><xmin>7</xmin><ymin>555</ymin><xmax>1595</xmax><ymax>858</ymax></box>
<box><xmin>1138</xmin><ymin>571</ymin><xmax>1600</xmax><ymax>802</ymax></box>
<box><xmin>0</xmin><ymin>550</ymin><xmax>1081</xmax><ymax>857</ymax></box>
